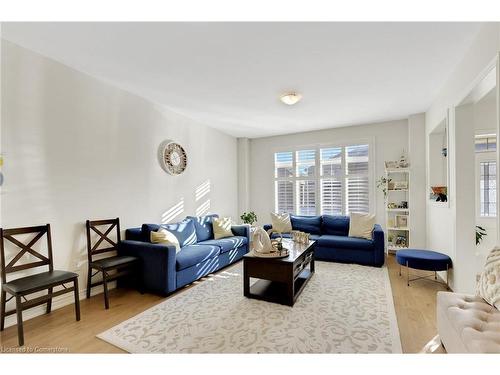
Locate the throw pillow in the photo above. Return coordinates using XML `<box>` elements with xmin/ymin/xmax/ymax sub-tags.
<box><xmin>476</xmin><ymin>247</ymin><xmax>500</xmax><ymax>309</ymax></box>
<box><xmin>348</xmin><ymin>212</ymin><xmax>375</xmax><ymax>240</ymax></box>
<box><xmin>213</xmin><ymin>217</ymin><xmax>234</xmax><ymax>239</ymax></box>
<box><xmin>270</xmin><ymin>212</ymin><xmax>292</xmax><ymax>233</ymax></box>
<box><xmin>151</xmin><ymin>229</ymin><xmax>181</xmax><ymax>253</ymax></box>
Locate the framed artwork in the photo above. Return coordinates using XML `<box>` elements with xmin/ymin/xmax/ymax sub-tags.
<box><xmin>395</xmin><ymin>215</ymin><xmax>408</xmax><ymax>228</ymax></box>
<box><xmin>393</xmin><ymin>181</ymin><xmax>408</xmax><ymax>190</ymax></box>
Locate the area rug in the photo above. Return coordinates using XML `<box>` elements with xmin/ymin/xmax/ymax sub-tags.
<box><xmin>97</xmin><ymin>261</ymin><xmax>402</xmax><ymax>353</ymax></box>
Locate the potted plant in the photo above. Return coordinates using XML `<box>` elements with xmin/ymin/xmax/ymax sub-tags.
<box><xmin>240</xmin><ymin>211</ymin><xmax>258</xmax><ymax>226</ymax></box>
<box><xmin>476</xmin><ymin>225</ymin><xmax>487</xmax><ymax>245</ymax></box>
<box><xmin>376</xmin><ymin>176</ymin><xmax>392</xmax><ymax>199</ymax></box>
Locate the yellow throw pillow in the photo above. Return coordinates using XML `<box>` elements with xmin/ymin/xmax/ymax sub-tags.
<box><xmin>348</xmin><ymin>212</ymin><xmax>375</xmax><ymax>240</ymax></box>
<box><xmin>270</xmin><ymin>212</ymin><xmax>292</xmax><ymax>233</ymax></box>
<box><xmin>213</xmin><ymin>217</ymin><xmax>233</xmax><ymax>239</ymax></box>
<box><xmin>151</xmin><ymin>229</ymin><xmax>181</xmax><ymax>253</ymax></box>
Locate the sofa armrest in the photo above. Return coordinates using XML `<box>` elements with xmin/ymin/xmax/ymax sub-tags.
<box><xmin>231</xmin><ymin>224</ymin><xmax>251</xmax><ymax>252</ymax></box>
<box><xmin>372</xmin><ymin>224</ymin><xmax>385</xmax><ymax>267</ymax></box>
<box><xmin>118</xmin><ymin>240</ymin><xmax>177</xmax><ymax>295</ymax></box>
<box><xmin>125</xmin><ymin>227</ymin><xmax>142</xmax><ymax>241</ymax></box>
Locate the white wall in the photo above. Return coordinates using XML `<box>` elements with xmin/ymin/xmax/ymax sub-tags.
<box><xmin>248</xmin><ymin>119</ymin><xmax>409</xmax><ymax>228</ymax></box>
<box><xmin>474</xmin><ymin>90</ymin><xmax>498</xmax><ymax>270</ymax></box>
<box><xmin>425</xmin><ymin>23</ymin><xmax>500</xmax><ymax>292</ymax></box>
<box><xmin>1</xmin><ymin>41</ymin><xmax>238</xmax><ymax>326</ymax></box>
<box><xmin>408</xmin><ymin>114</ymin><xmax>427</xmax><ymax>248</ymax></box>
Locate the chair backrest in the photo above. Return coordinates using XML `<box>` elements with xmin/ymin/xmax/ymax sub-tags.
<box><xmin>0</xmin><ymin>224</ymin><xmax>54</xmax><ymax>284</ymax></box>
<box><xmin>86</xmin><ymin>218</ymin><xmax>121</xmax><ymax>262</ymax></box>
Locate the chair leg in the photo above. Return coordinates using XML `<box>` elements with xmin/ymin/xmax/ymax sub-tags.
<box><xmin>0</xmin><ymin>290</ymin><xmax>6</xmax><ymax>331</ymax></box>
<box><xmin>86</xmin><ymin>267</ymin><xmax>92</xmax><ymax>299</ymax></box>
<box><xmin>102</xmin><ymin>271</ymin><xmax>110</xmax><ymax>310</ymax></box>
<box><xmin>73</xmin><ymin>278</ymin><xmax>81</xmax><ymax>321</ymax></box>
<box><xmin>46</xmin><ymin>287</ymin><xmax>53</xmax><ymax>314</ymax></box>
<box><xmin>15</xmin><ymin>295</ymin><xmax>24</xmax><ymax>347</ymax></box>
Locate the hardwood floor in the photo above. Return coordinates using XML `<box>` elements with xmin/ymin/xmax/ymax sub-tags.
<box><xmin>0</xmin><ymin>254</ymin><xmax>447</xmax><ymax>353</ymax></box>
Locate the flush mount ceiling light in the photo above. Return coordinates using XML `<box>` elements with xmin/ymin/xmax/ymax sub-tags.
<box><xmin>280</xmin><ymin>92</ymin><xmax>302</xmax><ymax>106</ymax></box>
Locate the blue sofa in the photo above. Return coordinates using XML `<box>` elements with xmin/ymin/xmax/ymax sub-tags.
<box><xmin>119</xmin><ymin>214</ymin><xmax>250</xmax><ymax>295</ymax></box>
<box><xmin>264</xmin><ymin>215</ymin><xmax>384</xmax><ymax>267</ymax></box>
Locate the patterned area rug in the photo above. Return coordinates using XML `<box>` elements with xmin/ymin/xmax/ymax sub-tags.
<box><xmin>97</xmin><ymin>261</ymin><xmax>402</xmax><ymax>353</ymax></box>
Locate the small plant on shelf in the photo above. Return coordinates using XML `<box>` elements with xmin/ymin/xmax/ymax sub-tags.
<box><xmin>376</xmin><ymin>176</ymin><xmax>392</xmax><ymax>199</ymax></box>
<box><xmin>476</xmin><ymin>225</ymin><xmax>487</xmax><ymax>245</ymax></box>
<box><xmin>240</xmin><ymin>211</ymin><xmax>258</xmax><ymax>226</ymax></box>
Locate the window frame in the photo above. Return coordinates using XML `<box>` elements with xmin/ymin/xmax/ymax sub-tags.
<box><xmin>273</xmin><ymin>138</ymin><xmax>375</xmax><ymax>216</ymax></box>
<box><xmin>476</xmin><ymin>153</ymin><xmax>497</xmax><ymax>219</ymax></box>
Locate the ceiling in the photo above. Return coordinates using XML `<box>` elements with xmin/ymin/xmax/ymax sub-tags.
<box><xmin>1</xmin><ymin>22</ymin><xmax>483</xmax><ymax>138</ymax></box>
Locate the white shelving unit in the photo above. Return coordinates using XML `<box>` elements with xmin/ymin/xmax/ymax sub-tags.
<box><xmin>384</xmin><ymin>168</ymin><xmax>410</xmax><ymax>253</ymax></box>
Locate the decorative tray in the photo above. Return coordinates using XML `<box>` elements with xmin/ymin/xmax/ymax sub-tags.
<box><xmin>252</xmin><ymin>248</ymin><xmax>289</xmax><ymax>258</ymax></box>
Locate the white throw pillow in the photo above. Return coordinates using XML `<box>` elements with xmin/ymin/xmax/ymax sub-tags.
<box><xmin>271</xmin><ymin>212</ymin><xmax>292</xmax><ymax>233</ymax></box>
<box><xmin>151</xmin><ymin>229</ymin><xmax>181</xmax><ymax>253</ymax></box>
<box><xmin>213</xmin><ymin>217</ymin><xmax>233</xmax><ymax>239</ymax></box>
<box><xmin>348</xmin><ymin>212</ymin><xmax>375</xmax><ymax>240</ymax></box>
<box><xmin>476</xmin><ymin>247</ymin><xmax>500</xmax><ymax>309</ymax></box>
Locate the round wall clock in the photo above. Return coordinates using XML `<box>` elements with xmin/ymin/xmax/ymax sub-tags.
<box><xmin>158</xmin><ymin>140</ymin><xmax>188</xmax><ymax>175</ymax></box>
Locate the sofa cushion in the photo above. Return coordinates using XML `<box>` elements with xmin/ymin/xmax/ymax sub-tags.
<box><xmin>477</xmin><ymin>247</ymin><xmax>500</xmax><ymax>309</ymax></box>
<box><xmin>187</xmin><ymin>214</ymin><xmax>219</xmax><ymax>242</ymax></box>
<box><xmin>142</xmin><ymin>219</ymin><xmax>197</xmax><ymax>247</ymax></box>
<box><xmin>198</xmin><ymin>236</ymin><xmax>248</xmax><ymax>254</ymax></box>
<box><xmin>437</xmin><ymin>291</ymin><xmax>500</xmax><ymax>353</ymax></box>
<box><xmin>176</xmin><ymin>244</ymin><xmax>221</xmax><ymax>271</ymax></box>
<box><xmin>271</xmin><ymin>213</ymin><xmax>292</xmax><ymax>233</ymax></box>
<box><xmin>213</xmin><ymin>217</ymin><xmax>234</xmax><ymax>239</ymax></box>
<box><xmin>150</xmin><ymin>229</ymin><xmax>181</xmax><ymax>253</ymax></box>
<box><xmin>317</xmin><ymin>234</ymin><xmax>373</xmax><ymax>251</ymax></box>
<box><xmin>322</xmin><ymin>215</ymin><xmax>350</xmax><ymax>236</ymax></box>
<box><xmin>290</xmin><ymin>215</ymin><xmax>322</xmax><ymax>234</ymax></box>
<box><xmin>349</xmin><ymin>212</ymin><xmax>376</xmax><ymax>240</ymax></box>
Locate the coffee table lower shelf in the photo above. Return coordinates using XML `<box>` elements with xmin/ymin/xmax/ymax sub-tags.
<box><xmin>246</xmin><ymin>268</ymin><xmax>312</xmax><ymax>306</ymax></box>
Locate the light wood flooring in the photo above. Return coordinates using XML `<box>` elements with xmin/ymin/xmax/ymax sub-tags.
<box><xmin>0</xmin><ymin>254</ymin><xmax>447</xmax><ymax>353</ymax></box>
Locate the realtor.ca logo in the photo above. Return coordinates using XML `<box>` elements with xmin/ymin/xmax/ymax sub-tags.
<box><xmin>0</xmin><ymin>346</ymin><xmax>70</xmax><ymax>353</ymax></box>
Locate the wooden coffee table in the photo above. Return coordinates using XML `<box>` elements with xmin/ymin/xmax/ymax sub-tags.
<box><xmin>243</xmin><ymin>239</ymin><xmax>315</xmax><ymax>306</ymax></box>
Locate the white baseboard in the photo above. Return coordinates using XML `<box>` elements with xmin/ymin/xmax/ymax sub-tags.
<box><xmin>3</xmin><ymin>282</ymin><xmax>116</xmax><ymax>329</ymax></box>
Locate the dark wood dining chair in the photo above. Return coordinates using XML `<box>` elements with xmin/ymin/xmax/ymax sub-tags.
<box><xmin>0</xmin><ymin>224</ymin><xmax>80</xmax><ymax>346</ymax></box>
<box><xmin>86</xmin><ymin>218</ymin><xmax>140</xmax><ymax>309</ymax></box>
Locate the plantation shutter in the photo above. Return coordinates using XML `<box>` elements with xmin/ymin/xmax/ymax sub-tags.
<box><xmin>346</xmin><ymin>144</ymin><xmax>369</xmax><ymax>214</ymax></box>
<box><xmin>297</xmin><ymin>180</ymin><xmax>316</xmax><ymax>216</ymax></box>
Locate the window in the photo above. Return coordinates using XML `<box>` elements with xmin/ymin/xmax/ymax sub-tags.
<box><xmin>274</xmin><ymin>144</ymin><xmax>371</xmax><ymax>215</ymax></box>
<box><xmin>480</xmin><ymin>161</ymin><xmax>497</xmax><ymax>217</ymax></box>
<box><xmin>475</xmin><ymin>135</ymin><xmax>497</xmax><ymax>153</ymax></box>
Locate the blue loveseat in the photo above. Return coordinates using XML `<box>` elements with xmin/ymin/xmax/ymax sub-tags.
<box><xmin>264</xmin><ymin>215</ymin><xmax>384</xmax><ymax>267</ymax></box>
<box><xmin>119</xmin><ymin>214</ymin><xmax>250</xmax><ymax>295</ymax></box>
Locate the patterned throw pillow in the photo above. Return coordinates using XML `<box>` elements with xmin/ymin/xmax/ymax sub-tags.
<box><xmin>151</xmin><ymin>229</ymin><xmax>181</xmax><ymax>253</ymax></box>
<box><xmin>476</xmin><ymin>247</ymin><xmax>500</xmax><ymax>309</ymax></box>
<box><xmin>213</xmin><ymin>217</ymin><xmax>234</xmax><ymax>240</ymax></box>
<box><xmin>270</xmin><ymin>213</ymin><xmax>292</xmax><ymax>233</ymax></box>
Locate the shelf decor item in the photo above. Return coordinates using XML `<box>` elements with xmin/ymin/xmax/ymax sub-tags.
<box><xmin>395</xmin><ymin>215</ymin><xmax>408</xmax><ymax>228</ymax></box>
<box><xmin>393</xmin><ymin>181</ymin><xmax>408</xmax><ymax>190</ymax></box>
<box><xmin>384</xmin><ymin>161</ymin><xmax>398</xmax><ymax>169</ymax></box>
